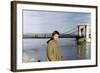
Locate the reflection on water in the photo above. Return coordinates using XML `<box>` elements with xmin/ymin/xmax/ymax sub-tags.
<box><xmin>77</xmin><ymin>40</ymin><xmax>91</xmax><ymax>59</ymax></box>
<box><xmin>22</xmin><ymin>38</ymin><xmax>91</xmax><ymax>63</ymax></box>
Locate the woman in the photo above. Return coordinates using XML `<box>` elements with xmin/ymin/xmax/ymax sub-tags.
<box><xmin>47</xmin><ymin>31</ymin><xmax>62</xmax><ymax>61</ymax></box>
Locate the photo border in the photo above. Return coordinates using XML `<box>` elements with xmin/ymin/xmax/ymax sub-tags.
<box><xmin>11</xmin><ymin>1</ymin><xmax>98</xmax><ymax>72</ymax></box>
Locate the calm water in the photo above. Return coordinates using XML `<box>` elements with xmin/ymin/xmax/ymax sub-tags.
<box><xmin>22</xmin><ymin>38</ymin><xmax>91</xmax><ymax>62</ymax></box>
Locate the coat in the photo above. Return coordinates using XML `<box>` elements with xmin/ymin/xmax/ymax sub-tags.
<box><xmin>47</xmin><ymin>40</ymin><xmax>62</xmax><ymax>61</ymax></box>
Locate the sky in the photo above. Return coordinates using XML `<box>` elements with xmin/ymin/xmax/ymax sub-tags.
<box><xmin>23</xmin><ymin>10</ymin><xmax>91</xmax><ymax>34</ymax></box>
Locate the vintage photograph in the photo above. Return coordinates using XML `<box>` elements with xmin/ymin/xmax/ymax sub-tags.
<box><xmin>11</xmin><ymin>1</ymin><xmax>97</xmax><ymax>71</ymax></box>
<box><xmin>22</xmin><ymin>10</ymin><xmax>91</xmax><ymax>63</ymax></box>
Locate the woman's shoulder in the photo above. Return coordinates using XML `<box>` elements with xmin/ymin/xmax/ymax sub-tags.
<box><xmin>49</xmin><ymin>40</ymin><xmax>56</xmax><ymax>44</ymax></box>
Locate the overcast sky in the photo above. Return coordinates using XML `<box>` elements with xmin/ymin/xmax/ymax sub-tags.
<box><xmin>23</xmin><ymin>10</ymin><xmax>91</xmax><ymax>34</ymax></box>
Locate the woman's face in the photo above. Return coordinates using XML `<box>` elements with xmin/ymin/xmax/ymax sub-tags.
<box><xmin>53</xmin><ymin>34</ymin><xmax>59</xmax><ymax>40</ymax></box>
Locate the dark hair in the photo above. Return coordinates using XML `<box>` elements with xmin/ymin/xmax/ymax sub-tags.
<box><xmin>47</xmin><ymin>31</ymin><xmax>60</xmax><ymax>44</ymax></box>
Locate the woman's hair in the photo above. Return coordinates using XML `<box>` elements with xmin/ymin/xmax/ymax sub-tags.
<box><xmin>47</xmin><ymin>31</ymin><xmax>60</xmax><ymax>44</ymax></box>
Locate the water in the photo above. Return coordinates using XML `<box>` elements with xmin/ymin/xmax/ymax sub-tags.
<box><xmin>22</xmin><ymin>38</ymin><xmax>91</xmax><ymax>62</ymax></box>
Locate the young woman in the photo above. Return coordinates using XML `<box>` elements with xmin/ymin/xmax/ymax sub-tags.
<box><xmin>46</xmin><ymin>31</ymin><xmax>62</xmax><ymax>61</ymax></box>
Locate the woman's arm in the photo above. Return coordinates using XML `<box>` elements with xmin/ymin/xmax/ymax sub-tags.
<box><xmin>47</xmin><ymin>41</ymin><xmax>57</xmax><ymax>61</ymax></box>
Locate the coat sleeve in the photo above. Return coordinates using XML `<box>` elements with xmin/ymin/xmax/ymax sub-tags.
<box><xmin>47</xmin><ymin>41</ymin><xmax>57</xmax><ymax>61</ymax></box>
